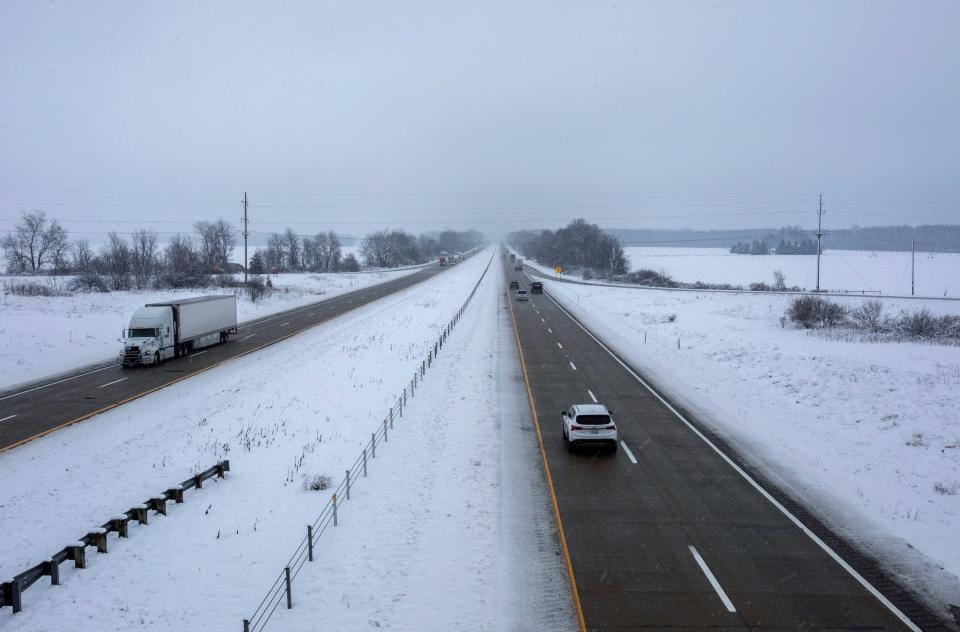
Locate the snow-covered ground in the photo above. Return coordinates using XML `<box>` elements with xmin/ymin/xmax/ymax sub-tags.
<box><xmin>620</xmin><ymin>246</ymin><xmax>959</xmax><ymax>297</ymax></box>
<box><xmin>536</xmin><ymin>276</ymin><xmax>960</xmax><ymax>610</ymax></box>
<box><xmin>0</xmin><ymin>248</ymin><xmax>575</xmax><ymax>631</ymax></box>
<box><xmin>0</xmin><ymin>267</ymin><xmax>423</xmax><ymax>390</ymax></box>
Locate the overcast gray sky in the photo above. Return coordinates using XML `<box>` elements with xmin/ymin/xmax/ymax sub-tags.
<box><xmin>1</xmin><ymin>0</ymin><xmax>958</xmax><ymax>242</ymax></box>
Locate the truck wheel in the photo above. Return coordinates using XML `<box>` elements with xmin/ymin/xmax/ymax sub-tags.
<box><xmin>154</xmin><ymin>352</ymin><xmax>161</xmax><ymax>366</ymax></box>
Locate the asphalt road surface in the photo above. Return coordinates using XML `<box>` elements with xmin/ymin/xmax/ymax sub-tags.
<box><xmin>505</xmin><ymin>255</ymin><xmax>938</xmax><ymax>631</ymax></box>
<box><xmin>0</xmin><ymin>263</ymin><xmax>447</xmax><ymax>453</ymax></box>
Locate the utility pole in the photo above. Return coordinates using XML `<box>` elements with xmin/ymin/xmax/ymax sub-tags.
<box><xmin>911</xmin><ymin>239</ymin><xmax>916</xmax><ymax>296</ymax></box>
<box><xmin>815</xmin><ymin>194</ymin><xmax>825</xmax><ymax>292</ymax></box>
<box><xmin>242</xmin><ymin>192</ymin><xmax>249</xmax><ymax>283</ymax></box>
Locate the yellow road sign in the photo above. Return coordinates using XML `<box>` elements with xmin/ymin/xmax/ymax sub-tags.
<box><xmin>555</xmin><ymin>266</ymin><xmax>562</xmax><ymax>274</ymax></box>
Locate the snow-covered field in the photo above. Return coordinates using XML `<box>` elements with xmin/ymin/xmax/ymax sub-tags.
<box><xmin>620</xmin><ymin>246</ymin><xmax>959</xmax><ymax>297</ymax></box>
<box><xmin>537</xmin><ymin>276</ymin><xmax>960</xmax><ymax>609</ymax></box>
<box><xmin>0</xmin><ymin>249</ymin><xmax>575</xmax><ymax>631</ymax></box>
<box><xmin>0</xmin><ymin>267</ymin><xmax>423</xmax><ymax>390</ymax></box>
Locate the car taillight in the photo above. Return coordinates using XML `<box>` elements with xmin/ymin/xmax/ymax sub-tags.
<box><xmin>605</xmin><ymin>425</ymin><xmax>616</xmax><ymax>430</ymax></box>
<box><xmin>570</xmin><ymin>425</ymin><xmax>583</xmax><ymax>431</ymax></box>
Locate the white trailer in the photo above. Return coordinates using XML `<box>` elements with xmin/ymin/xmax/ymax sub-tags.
<box><xmin>121</xmin><ymin>295</ymin><xmax>238</xmax><ymax>367</ymax></box>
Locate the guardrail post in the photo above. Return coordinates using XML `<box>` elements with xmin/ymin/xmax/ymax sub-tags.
<box><xmin>403</xmin><ymin>389</ymin><xmax>407</xmax><ymax>408</ymax></box>
<box><xmin>384</xmin><ymin>419</ymin><xmax>388</xmax><ymax>443</ymax></box>
<box><xmin>4</xmin><ymin>580</ymin><xmax>21</xmax><ymax>614</ymax></box>
<box><xmin>285</xmin><ymin>566</ymin><xmax>292</xmax><ymax>609</ymax></box>
<box><xmin>428</xmin><ymin>350</ymin><xmax>432</xmax><ymax>367</ymax></box>
<box><xmin>371</xmin><ymin>433</ymin><xmax>376</xmax><ymax>458</ymax></box>
<box><xmin>112</xmin><ymin>516</ymin><xmax>129</xmax><ymax>538</ymax></box>
<box><xmin>389</xmin><ymin>408</ymin><xmax>394</xmax><ymax>429</ymax></box>
<box><xmin>68</xmin><ymin>543</ymin><xmax>86</xmax><ymax>569</ymax></box>
<box><xmin>243</xmin><ymin>619</ymin><xmax>250</xmax><ymax>632</ymax></box>
<box><xmin>333</xmin><ymin>494</ymin><xmax>338</xmax><ymax>527</ymax></box>
<box><xmin>307</xmin><ymin>525</ymin><xmax>314</xmax><ymax>562</ymax></box>
<box><xmin>47</xmin><ymin>559</ymin><xmax>60</xmax><ymax>585</ymax></box>
<box><xmin>345</xmin><ymin>469</ymin><xmax>351</xmax><ymax>500</ymax></box>
<box><xmin>194</xmin><ymin>474</ymin><xmax>203</xmax><ymax>490</ymax></box>
<box><xmin>362</xmin><ymin>448</ymin><xmax>367</xmax><ymax>477</ymax></box>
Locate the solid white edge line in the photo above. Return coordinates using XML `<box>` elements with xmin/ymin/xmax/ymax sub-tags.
<box><xmin>689</xmin><ymin>545</ymin><xmax>737</xmax><ymax>613</ymax></box>
<box><xmin>97</xmin><ymin>377</ymin><xmax>128</xmax><ymax>389</ymax></box>
<box><xmin>543</xmin><ymin>291</ymin><xmax>923</xmax><ymax>632</ymax></box>
<box><xmin>0</xmin><ymin>364</ymin><xmax>117</xmax><ymax>401</ymax></box>
<box><xmin>620</xmin><ymin>441</ymin><xmax>637</xmax><ymax>464</ymax></box>
<box><xmin>0</xmin><ymin>414</ymin><xmax>17</xmax><ymax>423</ymax></box>
<box><xmin>569</xmin><ymin>361</ymin><xmax>577</xmax><ymax>371</ymax></box>
<box><xmin>588</xmin><ymin>389</ymin><xmax>598</xmax><ymax>402</ymax></box>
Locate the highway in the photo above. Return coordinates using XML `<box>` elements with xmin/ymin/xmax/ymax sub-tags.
<box><xmin>505</xmin><ymin>255</ymin><xmax>941</xmax><ymax>631</ymax></box>
<box><xmin>0</xmin><ymin>263</ymin><xmax>447</xmax><ymax>453</ymax></box>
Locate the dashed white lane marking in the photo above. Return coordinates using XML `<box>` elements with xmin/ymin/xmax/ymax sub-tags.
<box><xmin>541</xmin><ymin>318</ymin><xmax>545</xmax><ymax>323</ymax></box>
<box><xmin>0</xmin><ymin>364</ymin><xmax>116</xmax><ymax>401</ymax></box>
<box><xmin>307</xmin><ymin>313</ymin><xmax>314</xmax><ymax>317</ymax></box>
<box><xmin>557</xmin><ymin>342</ymin><xmax>563</xmax><ymax>349</ymax></box>
<box><xmin>279</xmin><ymin>322</ymin><xmax>290</xmax><ymax>327</ymax></box>
<box><xmin>548</xmin><ymin>328</ymin><xmax>553</xmax><ymax>334</ymax></box>
<box><xmin>689</xmin><ymin>546</ymin><xmax>737</xmax><ymax>613</ymax></box>
<box><xmin>620</xmin><ymin>441</ymin><xmax>638</xmax><ymax>464</ymax></box>
<box><xmin>569</xmin><ymin>361</ymin><xmax>577</xmax><ymax>371</ymax></box>
<box><xmin>588</xmin><ymin>389</ymin><xmax>597</xmax><ymax>402</ymax></box>
<box><xmin>243</xmin><ymin>333</ymin><xmax>256</xmax><ymax>340</ymax></box>
<box><xmin>97</xmin><ymin>378</ymin><xmax>128</xmax><ymax>389</ymax></box>
<box><xmin>192</xmin><ymin>350</ymin><xmax>207</xmax><ymax>356</ymax></box>
<box><xmin>0</xmin><ymin>414</ymin><xmax>17</xmax><ymax>423</ymax></box>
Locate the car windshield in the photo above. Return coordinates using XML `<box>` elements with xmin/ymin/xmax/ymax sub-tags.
<box><xmin>576</xmin><ymin>415</ymin><xmax>611</xmax><ymax>426</ymax></box>
<box><xmin>128</xmin><ymin>328</ymin><xmax>156</xmax><ymax>338</ymax></box>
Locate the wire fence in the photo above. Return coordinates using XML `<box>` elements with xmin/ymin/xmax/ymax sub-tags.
<box><xmin>242</xmin><ymin>250</ymin><xmax>493</xmax><ymax>632</ymax></box>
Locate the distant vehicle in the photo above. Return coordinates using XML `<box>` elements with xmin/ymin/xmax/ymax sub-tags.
<box><xmin>561</xmin><ymin>404</ymin><xmax>618</xmax><ymax>453</ymax></box>
<box><xmin>439</xmin><ymin>255</ymin><xmax>448</xmax><ymax>266</ymax></box>
<box><xmin>514</xmin><ymin>259</ymin><xmax>523</xmax><ymax>271</ymax></box>
<box><xmin>515</xmin><ymin>289</ymin><xmax>529</xmax><ymax>301</ymax></box>
<box><xmin>121</xmin><ymin>295</ymin><xmax>237</xmax><ymax>367</ymax></box>
<box><xmin>509</xmin><ymin>280</ymin><xmax>520</xmax><ymax>289</ymax></box>
<box><xmin>530</xmin><ymin>281</ymin><xmax>543</xmax><ymax>294</ymax></box>
<box><xmin>510</xmin><ymin>253</ymin><xmax>516</xmax><ymax>262</ymax></box>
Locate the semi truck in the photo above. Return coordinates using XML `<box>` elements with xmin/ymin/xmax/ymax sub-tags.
<box><xmin>120</xmin><ymin>295</ymin><xmax>238</xmax><ymax>367</ymax></box>
<box><xmin>514</xmin><ymin>258</ymin><xmax>524</xmax><ymax>271</ymax></box>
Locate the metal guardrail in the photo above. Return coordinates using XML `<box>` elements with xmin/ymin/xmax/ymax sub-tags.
<box><xmin>1</xmin><ymin>460</ymin><xmax>230</xmax><ymax>614</ymax></box>
<box><xmin>242</xmin><ymin>251</ymin><xmax>493</xmax><ymax>632</ymax></box>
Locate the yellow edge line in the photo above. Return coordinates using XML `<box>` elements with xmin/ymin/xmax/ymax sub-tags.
<box><xmin>0</xmin><ymin>317</ymin><xmax>332</xmax><ymax>455</ymax></box>
<box><xmin>506</xmin><ymin>279</ymin><xmax>588</xmax><ymax>632</ymax></box>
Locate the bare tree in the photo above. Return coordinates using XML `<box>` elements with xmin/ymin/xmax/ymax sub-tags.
<box><xmin>1</xmin><ymin>210</ymin><xmax>70</xmax><ymax>273</ymax></box>
<box><xmin>130</xmin><ymin>229</ymin><xmax>159</xmax><ymax>289</ymax></box>
<box><xmin>325</xmin><ymin>231</ymin><xmax>342</xmax><ymax>270</ymax></box>
<box><xmin>47</xmin><ymin>221</ymin><xmax>71</xmax><ymax>274</ymax></box>
<box><xmin>71</xmin><ymin>239</ymin><xmax>95</xmax><ymax>273</ymax></box>
<box><xmin>100</xmin><ymin>232</ymin><xmax>131</xmax><ymax>290</ymax></box>
<box><xmin>284</xmin><ymin>228</ymin><xmax>301</xmax><ymax>270</ymax></box>
<box><xmin>194</xmin><ymin>218</ymin><xmax>237</xmax><ymax>272</ymax></box>
<box><xmin>265</xmin><ymin>233</ymin><xmax>286</xmax><ymax>271</ymax></box>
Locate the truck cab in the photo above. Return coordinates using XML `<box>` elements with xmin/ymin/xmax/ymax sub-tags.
<box><xmin>122</xmin><ymin>307</ymin><xmax>175</xmax><ymax>366</ymax></box>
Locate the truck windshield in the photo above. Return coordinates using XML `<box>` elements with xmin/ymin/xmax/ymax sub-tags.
<box><xmin>128</xmin><ymin>328</ymin><xmax>157</xmax><ymax>338</ymax></box>
<box><xmin>576</xmin><ymin>415</ymin><xmax>611</xmax><ymax>426</ymax></box>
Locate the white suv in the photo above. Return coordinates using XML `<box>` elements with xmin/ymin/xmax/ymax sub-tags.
<box><xmin>561</xmin><ymin>404</ymin><xmax>618</xmax><ymax>453</ymax></box>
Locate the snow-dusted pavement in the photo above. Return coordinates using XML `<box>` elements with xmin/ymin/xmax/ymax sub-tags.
<box><xmin>0</xmin><ymin>267</ymin><xmax>422</xmax><ymax>390</ymax></box>
<box><xmin>0</xmin><ymin>250</ymin><xmax>575</xmax><ymax>631</ymax></box>
<box><xmin>534</xmin><ymin>275</ymin><xmax>960</xmax><ymax>611</ymax></box>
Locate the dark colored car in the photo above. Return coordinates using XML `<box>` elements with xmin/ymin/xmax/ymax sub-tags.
<box><xmin>509</xmin><ymin>280</ymin><xmax>520</xmax><ymax>289</ymax></box>
<box><xmin>530</xmin><ymin>282</ymin><xmax>543</xmax><ymax>294</ymax></box>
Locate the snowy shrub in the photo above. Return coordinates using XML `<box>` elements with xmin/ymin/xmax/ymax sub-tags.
<box><xmin>303</xmin><ymin>473</ymin><xmax>332</xmax><ymax>491</ymax></box>
<box><xmin>773</xmin><ymin>268</ymin><xmax>786</xmax><ymax>291</ymax></box>
<box><xmin>787</xmin><ymin>296</ymin><xmax>846</xmax><ymax>328</ymax></box>
<box><xmin>69</xmin><ymin>272</ymin><xmax>110</xmax><ymax>293</ymax></box>
<box><xmin>933</xmin><ymin>481</ymin><xmax>958</xmax><ymax>495</ymax></box>
<box><xmin>896</xmin><ymin>308</ymin><xmax>938</xmax><ymax>338</ymax></box>
<box><xmin>245</xmin><ymin>276</ymin><xmax>269</xmax><ymax>303</ymax></box>
<box><xmin>906</xmin><ymin>432</ymin><xmax>927</xmax><ymax>447</ymax></box>
<box><xmin>750</xmin><ymin>282</ymin><xmax>771</xmax><ymax>292</ymax></box>
<box><xmin>631</xmin><ymin>268</ymin><xmax>676</xmax><ymax>287</ymax></box>
<box><xmin>2</xmin><ymin>280</ymin><xmax>72</xmax><ymax>297</ymax></box>
<box><xmin>850</xmin><ymin>300</ymin><xmax>886</xmax><ymax>333</ymax></box>
<box><xmin>582</xmin><ymin>268</ymin><xmax>595</xmax><ymax>280</ymax></box>
<box><xmin>665</xmin><ymin>313</ymin><xmax>677</xmax><ymax>323</ymax></box>
<box><xmin>154</xmin><ymin>271</ymin><xmax>212</xmax><ymax>289</ymax></box>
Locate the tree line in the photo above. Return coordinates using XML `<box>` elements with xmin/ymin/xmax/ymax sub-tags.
<box><xmin>730</xmin><ymin>239</ymin><xmax>819</xmax><ymax>255</ymax></box>
<box><xmin>509</xmin><ymin>218</ymin><xmax>629</xmax><ymax>276</ymax></box>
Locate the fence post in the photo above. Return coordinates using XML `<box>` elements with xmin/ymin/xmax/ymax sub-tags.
<box><xmin>389</xmin><ymin>408</ymin><xmax>394</xmax><ymax>429</ymax></box>
<box><xmin>371</xmin><ymin>433</ymin><xmax>376</xmax><ymax>458</ymax></box>
<box><xmin>363</xmin><ymin>448</ymin><xmax>367</xmax><ymax>477</ymax></box>
<box><xmin>307</xmin><ymin>525</ymin><xmax>314</xmax><ymax>562</ymax></box>
<box><xmin>333</xmin><ymin>494</ymin><xmax>338</xmax><ymax>527</ymax></box>
<box><xmin>244</xmin><ymin>619</ymin><xmax>251</xmax><ymax>632</ymax></box>
<box><xmin>384</xmin><ymin>419</ymin><xmax>388</xmax><ymax>443</ymax></box>
<box><xmin>345</xmin><ymin>469</ymin><xmax>351</xmax><ymax>500</ymax></box>
<box><xmin>48</xmin><ymin>559</ymin><xmax>60</xmax><ymax>585</ymax></box>
<box><xmin>428</xmin><ymin>350</ymin><xmax>432</xmax><ymax>367</ymax></box>
<box><xmin>285</xmin><ymin>566</ymin><xmax>292</xmax><ymax>609</ymax></box>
